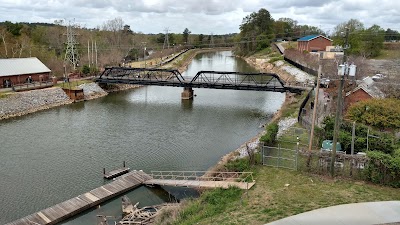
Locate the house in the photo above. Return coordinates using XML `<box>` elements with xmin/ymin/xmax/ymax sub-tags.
<box><xmin>0</xmin><ymin>57</ymin><xmax>51</xmax><ymax>88</ymax></box>
<box><xmin>345</xmin><ymin>77</ymin><xmax>385</xmax><ymax>110</ymax></box>
<box><xmin>297</xmin><ymin>35</ymin><xmax>333</xmax><ymax>52</ymax></box>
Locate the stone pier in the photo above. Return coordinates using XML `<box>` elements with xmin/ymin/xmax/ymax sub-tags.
<box><xmin>181</xmin><ymin>87</ymin><xmax>194</xmax><ymax>100</ymax></box>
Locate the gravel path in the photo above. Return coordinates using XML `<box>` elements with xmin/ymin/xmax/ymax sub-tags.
<box><xmin>0</xmin><ymin>87</ymin><xmax>72</xmax><ymax>120</ymax></box>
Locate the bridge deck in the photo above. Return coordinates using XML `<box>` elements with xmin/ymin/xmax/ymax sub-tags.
<box><xmin>144</xmin><ymin>179</ymin><xmax>255</xmax><ymax>190</ymax></box>
<box><xmin>6</xmin><ymin>171</ymin><xmax>151</xmax><ymax>225</ymax></box>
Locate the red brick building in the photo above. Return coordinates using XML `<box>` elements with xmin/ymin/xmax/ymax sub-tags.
<box><xmin>297</xmin><ymin>35</ymin><xmax>333</xmax><ymax>52</ymax></box>
<box><xmin>345</xmin><ymin>77</ymin><xmax>385</xmax><ymax>110</ymax></box>
<box><xmin>0</xmin><ymin>57</ymin><xmax>51</xmax><ymax>88</ymax></box>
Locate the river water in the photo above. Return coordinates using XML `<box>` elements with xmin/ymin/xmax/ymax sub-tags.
<box><xmin>0</xmin><ymin>51</ymin><xmax>285</xmax><ymax>224</ymax></box>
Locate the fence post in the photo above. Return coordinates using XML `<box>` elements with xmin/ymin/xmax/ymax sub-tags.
<box><xmin>277</xmin><ymin>144</ymin><xmax>280</xmax><ymax>167</ymax></box>
<box><xmin>261</xmin><ymin>144</ymin><xmax>265</xmax><ymax>166</ymax></box>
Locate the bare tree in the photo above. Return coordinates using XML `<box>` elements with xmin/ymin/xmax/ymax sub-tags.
<box><xmin>0</xmin><ymin>26</ymin><xmax>8</xmax><ymax>57</ymax></box>
<box><xmin>102</xmin><ymin>17</ymin><xmax>124</xmax><ymax>47</ymax></box>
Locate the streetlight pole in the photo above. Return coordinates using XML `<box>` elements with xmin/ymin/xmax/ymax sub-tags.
<box><xmin>330</xmin><ymin>27</ymin><xmax>350</xmax><ymax>177</ymax></box>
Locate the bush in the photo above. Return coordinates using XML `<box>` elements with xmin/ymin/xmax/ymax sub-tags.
<box><xmin>365</xmin><ymin>151</ymin><xmax>400</xmax><ymax>187</ymax></box>
<box><xmin>260</xmin><ymin>122</ymin><xmax>279</xmax><ymax>145</ymax></box>
<box><xmin>225</xmin><ymin>157</ymin><xmax>250</xmax><ymax>172</ymax></box>
<box><xmin>321</xmin><ymin>116</ymin><xmax>396</xmax><ymax>154</ymax></box>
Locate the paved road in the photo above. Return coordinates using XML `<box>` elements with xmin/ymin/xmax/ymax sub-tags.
<box><xmin>265</xmin><ymin>201</ymin><xmax>400</xmax><ymax>225</ymax></box>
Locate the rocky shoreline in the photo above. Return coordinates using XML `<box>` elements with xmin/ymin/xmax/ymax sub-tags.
<box><xmin>0</xmin><ymin>87</ymin><xmax>73</xmax><ymax>120</ymax></box>
<box><xmin>0</xmin><ymin>83</ymin><xmax>141</xmax><ymax>121</ymax></box>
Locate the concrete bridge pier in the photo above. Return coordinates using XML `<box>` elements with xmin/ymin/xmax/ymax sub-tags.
<box><xmin>181</xmin><ymin>87</ymin><xmax>194</xmax><ymax>100</ymax></box>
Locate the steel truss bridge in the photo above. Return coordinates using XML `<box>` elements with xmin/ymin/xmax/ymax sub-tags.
<box><xmin>95</xmin><ymin>67</ymin><xmax>308</xmax><ymax>94</ymax></box>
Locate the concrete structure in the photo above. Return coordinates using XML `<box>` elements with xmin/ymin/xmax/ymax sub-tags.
<box><xmin>0</xmin><ymin>57</ymin><xmax>51</xmax><ymax>88</ymax></box>
<box><xmin>297</xmin><ymin>35</ymin><xmax>333</xmax><ymax>52</ymax></box>
<box><xmin>345</xmin><ymin>77</ymin><xmax>385</xmax><ymax>110</ymax></box>
<box><xmin>265</xmin><ymin>201</ymin><xmax>400</xmax><ymax>225</ymax></box>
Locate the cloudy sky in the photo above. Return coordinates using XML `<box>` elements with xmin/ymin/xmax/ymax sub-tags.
<box><xmin>1</xmin><ymin>0</ymin><xmax>399</xmax><ymax>34</ymax></box>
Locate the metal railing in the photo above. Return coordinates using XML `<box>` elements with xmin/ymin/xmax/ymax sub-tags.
<box><xmin>148</xmin><ymin>171</ymin><xmax>254</xmax><ymax>183</ymax></box>
<box><xmin>12</xmin><ymin>81</ymin><xmax>54</xmax><ymax>91</ymax></box>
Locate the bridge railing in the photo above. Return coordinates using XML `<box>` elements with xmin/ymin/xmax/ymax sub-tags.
<box><xmin>148</xmin><ymin>171</ymin><xmax>254</xmax><ymax>183</ymax></box>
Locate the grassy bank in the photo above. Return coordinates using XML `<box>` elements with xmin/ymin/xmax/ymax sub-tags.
<box><xmin>163</xmin><ymin>164</ymin><xmax>400</xmax><ymax>225</ymax></box>
<box><xmin>154</xmin><ymin>49</ymin><xmax>400</xmax><ymax>224</ymax></box>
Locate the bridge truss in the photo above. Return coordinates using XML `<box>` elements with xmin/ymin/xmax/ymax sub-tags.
<box><xmin>95</xmin><ymin>67</ymin><xmax>306</xmax><ymax>93</ymax></box>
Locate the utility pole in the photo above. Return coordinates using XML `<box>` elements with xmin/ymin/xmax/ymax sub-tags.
<box><xmin>330</xmin><ymin>27</ymin><xmax>356</xmax><ymax>177</ymax></box>
<box><xmin>351</xmin><ymin>121</ymin><xmax>356</xmax><ymax>155</ymax></box>
<box><xmin>142</xmin><ymin>42</ymin><xmax>147</xmax><ymax>68</ymax></box>
<box><xmin>163</xmin><ymin>28</ymin><xmax>170</xmax><ymax>49</ymax></box>
<box><xmin>210</xmin><ymin>33</ymin><xmax>215</xmax><ymax>48</ymax></box>
<box><xmin>64</xmin><ymin>21</ymin><xmax>79</xmax><ymax>72</ymax></box>
<box><xmin>87</xmin><ymin>40</ymin><xmax>90</xmax><ymax>67</ymax></box>
<box><xmin>308</xmin><ymin>62</ymin><xmax>322</xmax><ymax>151</ymax></box>
<box><xmin>95</xmin><ymin>40</ymin><xmax>98</xmax><ymax>68</ymax></box>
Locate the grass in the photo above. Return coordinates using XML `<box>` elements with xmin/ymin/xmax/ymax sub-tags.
<box><xmin>54</xmin><ymin>79</ymin><xmax>92</xmax><ymax>89</ymax></box>
<box><xmin>280</xmin><ymin>41</ymin><xmax>297</xmax><ymax>49</ymax></box>
<box><xmin>168</xmin><ymin>166</ymin><xmax>400</xmax><ymax>225</ymax></box>
<box><xmin>0</xmin><ymin>91</ymin><xmax>13</xmax><ymax>99</ymax></box>
<box><xmin>280</xmin><ymin>91</ymin><xmax>308</xmax><ymax>118</ymax></box>
<box><xmin>373</xmin><ymin>49</ymin><xmax>400</xmax><ymax>60</ymax></box>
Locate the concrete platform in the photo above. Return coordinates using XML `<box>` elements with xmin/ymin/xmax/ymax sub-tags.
<box><xmin>265</xmin><ymin>201</ymin><xmax>400</xmax><ymax>225</ymax></box>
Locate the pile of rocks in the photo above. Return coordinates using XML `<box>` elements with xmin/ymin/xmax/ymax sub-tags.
<box><xmin>78</xmin><ymin>83</ymin><xmax>108</xmax><ymax>100</ymax></box>
<box><xmin>274</xmin><ymin>60</ymin><xmax>315</xmax><ymax>83</ymax></box>
<box><xmin>277</xmin><ymin>117</ymin><xmax>298</xmax><ymax>137</ymax></box>
<box><xmin>0</xmin><ymin>87</ymin><xmax>72</xmax><ymax>120</ymax></box>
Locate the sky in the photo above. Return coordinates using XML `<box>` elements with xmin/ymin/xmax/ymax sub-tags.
<box><xmin>1</xmin><ymin>0</ymin><xmax>399</xmax><ymax>34</ymax></box>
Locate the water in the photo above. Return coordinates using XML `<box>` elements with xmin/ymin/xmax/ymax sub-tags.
<box><xmin>0</xmin><ymin>51</ymin><xmax>285</xmax><ymax>224</ymax></box>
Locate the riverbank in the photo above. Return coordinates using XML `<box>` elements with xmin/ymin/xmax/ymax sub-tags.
<box><xmin>0</xmin><ymin>48</ymin><xmax>226</xmax><ymax>121</ymax></box>
<box><xmin>0</xmin><ymin>87</ymin><xmax>73</xmax><ymax>120</ymax></box>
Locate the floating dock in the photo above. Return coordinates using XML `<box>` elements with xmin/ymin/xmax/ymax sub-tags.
<box><xmin>6</xmin><ymin>170</ymin><xmax>151</xmax><ymax>225</ymax></box>
<box><xmin>104</xmin><ymin>167</ymin><xmax>130</xmax><ymax>179</ymax></box>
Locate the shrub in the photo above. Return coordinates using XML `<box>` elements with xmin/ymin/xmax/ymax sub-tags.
<box><xmin>260</xmin><ymin>122</ymin><xmax>279</xmax><ymax>145</ymax></box>
<box><xmin>365</xmin><ymin>151</ymin><xmax>400</xmax><ymax>187</ymax></box>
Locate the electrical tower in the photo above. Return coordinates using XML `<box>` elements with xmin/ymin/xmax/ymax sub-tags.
<box><xmin>210</xmin><ymin>33</ymin><xmax>215</xmax><ymax>48</ymax></box>
<box><xmin>163</xmin><ymin>28</ymin><xmax>170</xmax><ymax>49</ymax></box>
<box><xmin>64</xmin><ymin>21</ymin><xmax>80</xmax><ymax>71</ymax></box>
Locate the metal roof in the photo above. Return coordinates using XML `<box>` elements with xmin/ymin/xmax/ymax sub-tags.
<box><xmin>298</xmin><ymin>34</ymin><xmax>333</xmax><ymax>42</ymax></box>
<box><xmin>0</xmin><ymin>57</ymin><xmax>51</xmax><ymax>77</ymax></box>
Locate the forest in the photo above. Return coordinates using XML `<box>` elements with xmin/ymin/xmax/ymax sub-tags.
<box><xmin>0</xmin><ymin>8</ymin><xmax>399</xmax><ymax>77</ymax></box>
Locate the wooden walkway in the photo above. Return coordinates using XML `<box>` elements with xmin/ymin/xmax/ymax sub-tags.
<box><xmin>144</xmin><ymin>171</ymin><xmax>256</xmax><ymax>190</ymax></box>
<box><xmin>6</xmin><ymin>171</ymin><xmax>151</xmax><ymax>225</ymax></box>
<box><xmin>144</xmin><ymin>179</ymin><xmax>255</xmax><ymax>190</ymax></box>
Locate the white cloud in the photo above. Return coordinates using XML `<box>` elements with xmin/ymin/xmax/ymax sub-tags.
<box><xmin>0</xmin><ymin>0</ymin><xmax>399</xmax><ymax>34</ymax></box>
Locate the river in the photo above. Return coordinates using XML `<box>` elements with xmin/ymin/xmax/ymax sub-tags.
<box><xmin>0</xmin><ymin>51</ymin><xmax>285</xmax><ymax>224</ymax></box>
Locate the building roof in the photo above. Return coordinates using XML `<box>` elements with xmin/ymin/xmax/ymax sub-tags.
<box><xmin>298</xmin><ymin>34</ymin><xmax>333</xmax><ymax>42</ymax></box>
<box><xmin>346</xmin><ymin>77</ymin><xmax>385</xmax><ymax>99</ymax></box>
<box><xmin>0</xmin><ymin>57</ymin><xmax>51</xmax><ymax>77</ymax></box>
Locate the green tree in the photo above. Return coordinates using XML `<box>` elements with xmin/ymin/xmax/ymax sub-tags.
<box><xmin>346</xmin><ymin>98</ymin><xmax>400</xmax><ymax>131</ymax></box>
<box><xmin>237</xmin><ymin>8</ymin><xmax>275</xmax><ymax>54</ymax></box>
<box><xmin>183</xmin><ymin>28</ymin><xmax>191</xmax><ymax>44</ymax></box>
<box><xmin>361</xmin><ymin>25</ymin><xmax>385</xmax><ymax>57</ymax></box>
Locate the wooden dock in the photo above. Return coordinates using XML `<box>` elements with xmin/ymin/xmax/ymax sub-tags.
<box><xmin>144</xmin><ymin>179</ymin><xmax>255</xmax><ymax>190</ymax></box>
<box><xmin>104</xmin><ymin>167</ymin><xmax>130</xmax><ymax>179</ymax></box>
<box><xmin>6</xmin><ymin>170</ymin><xmax>151</xmax><ymax>225</ymax></box>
